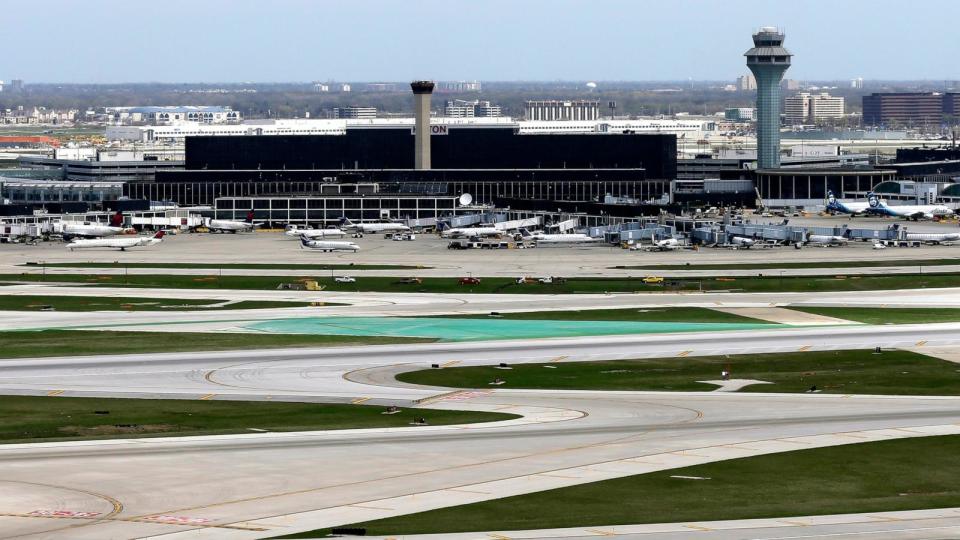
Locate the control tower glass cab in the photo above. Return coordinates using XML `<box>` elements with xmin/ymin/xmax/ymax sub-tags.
<box><xmin>745</xmin><ymin>27</ymin><xmax>792</xmax><ymax>169</ymax></box>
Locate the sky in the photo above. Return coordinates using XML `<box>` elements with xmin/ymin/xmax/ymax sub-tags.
<box><xmin>3</xmin><ymin>0</ymin><xmax>958</xmax><ymax>83</ymax></box>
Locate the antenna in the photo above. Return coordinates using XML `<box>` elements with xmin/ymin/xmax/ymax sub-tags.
<box><xmin>458</xmin><ymin>193</ymin><xmax>473</xmax><ymax>206</ymax></box>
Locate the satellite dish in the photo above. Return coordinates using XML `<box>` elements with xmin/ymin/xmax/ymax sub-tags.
<box><xmin>459</xmin><ymin>193</ymin><xmax>474</xmax><ymax>206</ymax></box>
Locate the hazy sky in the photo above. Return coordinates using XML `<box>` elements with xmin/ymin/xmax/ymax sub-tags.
<box><xmin>3</xmin><ymin>0</ymin><xmax>958</xmax><ymax>83</ymax></box>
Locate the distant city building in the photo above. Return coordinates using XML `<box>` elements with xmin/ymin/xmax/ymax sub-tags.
<box><xmin>861</xmin><ymin>92</ymin><xmax>957</xmax><ymax>126</ymax></box>
<box><xmin>784</xmin><ymin>92</ymin><xmax>844</xmax><ymax>124</ymax></box>
<box><xmin>333</xmin><ymin>106</ymin><xmax>377</xmax><ymax>119</ymax></box>
<box><xmin>745</xmin><ymin>26</ymin><xmax>792</xmax><ymax>169</ymax></box>
<box><xmin>9</xmin><ymin>79</ymin><xmax>23</xmax><ymax>92</ymax></box>
<box><xmin>781</xmin><ymin>79</ymin><xmax>800</xmax><ymax>91</ymax></box>
<box><xmin>106</xmin><ymin>106</ymin><xmax>240</xmax><ymax>125</ymax></box>
<box><xmin>724</xmin><ymin>107</ymin><xmax>756</xmax><ymax>122</ymax></box>
<box><xmin>851</xmin><ymin>77</ymin><xmax>864</xmax><ymax>89</ymax></box>
<box><xmin>339</xmin><ymin>83</ymin><xmax>351</xmax><ymax>92</ymax></box>
<box><xmin>0</xmin><ymin>80</ymin><xmax>4</xmax><ymax>93</ymax></box>
<box><xmin>525</xmin><ymin>100</ymin><xmax>599</xmax><ymax>121</ymax></box>
<box><xmin>1</xmin><ymin>106</ymin><xmax>78</xmax><ymax>125</ymax></box>
<box><xmin>364</xmin><ymin>83</ymin><xmax>399</xmax><ymax>92</ymax></box>
<box><xmin>312</xmin><ymin>83</ymin><xmax>329</xmax><ymax>93</ymax></box>
<box><xmin>736</xmin><ymin>74</ymin><xmax>757</xmax><ymax>91</ymax></box>
<box><xmin>443</xmin><ymin>100</ymin><xmax>502</xmax><ymax>118</ymax></box>
<box><xmin>436</xmin><ymin>81</ymin><xmax>482</xmax><ymax>93</ymax></box>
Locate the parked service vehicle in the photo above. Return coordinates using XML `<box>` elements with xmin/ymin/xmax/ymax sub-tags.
<box><xmin>458</xmin><ymin>277</ymin><xmax>481</xmax><ymax>285</ymax></box>
<box><xmin>335</xmin><ymin>276</ymin><xmax>356</xmax><ymax>283</ymax></box>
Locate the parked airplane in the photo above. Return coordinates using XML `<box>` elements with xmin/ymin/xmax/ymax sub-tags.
<box><xmin>905</xmin><ymin>232</ymin><xmax>960</xmax><ymax>244</ymax></box>
<box><xmin>826</xmin><ymin>191</ymin><xmax>870</xmax><ymax>215</ymax></box>
<box><xmin>61</xmin><ymin>211</ymin><xmax>130</xmax><ymax>238</ymax></box>
<box><xmin>438</xmin><ymin>222</ymin><xmax>502</xmax><ymax>238</ymax></box>
<box><xmin>284</xmin><ymin>225</ymin><xmax>347</xmax><ymax>239</ymax></box>
<box><xmin>728</xmin><ymin>236</ymin><xmax>756</xmax><ymax>248</ymax></box>
<box><xmin>67</xmin><ymin>231</ymin><xmax>165</xmax><ymax>251</ymax></box>
<box><xmin>299</xmin><ymin>235</ymin><xmax>360</xmax><ymax>252</ymax></box>
<box><xmin>207</xmin><ymin>211</ymin><xmax>259</xmax><ymax>233</ymax></box>
<box><xmin>519</xmin><ymin>228</ymin><xmax>599</xmax><ymax>244</ymax></box>
<box><xmin>339</xmin><ymin>217</ymin><xmax>410</xmax><ymax>236</ymax></box>
<box><xmin>867</xmin><ymin>192</ymin><xmax>953</xmax><ymax>220</ymax></box>
<box><xmin>799</xmin><ymin>231</ymin><xmax>849</xmax><ymax>247</ymax></box>
<box><xmin>639</xmin><ymin>237</ymin><xmax>681</xmax><ymax>251</ymax></box>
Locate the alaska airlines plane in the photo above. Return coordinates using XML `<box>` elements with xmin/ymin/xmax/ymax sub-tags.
<box><xmin>867</xmin><ymin>192</ymin><xmax>953</xmax><ymax>220</ymax></box>
<box><xmin>826</xmin><ymin>191</ymin><xmax>870</xmax><ymax>215</ymax></box>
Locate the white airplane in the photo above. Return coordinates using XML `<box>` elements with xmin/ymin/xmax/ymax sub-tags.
<box><xmin>284</xmin><ymin>226</ymin><xmax>347</xmax><ymax>240</ymax></box>
<box><xmin>798</xmin><ymin>231</ymin><xmax>848</xmax><ymax>247</ymax></box>
<box><xmin>518</xmin><ymin>228</ymin><xmax>598</xmax><ymax>244</ymax></box>
<box><xmin>639</xmin><ymin>238</ymin><xmax>681</xmax><ymax>251</ymax></box>
<box><xmin>866</xmin><ymin>192</ymin><xmax>953</xmax><ymax>220</ymax></box>
<box><xmin>299</xmin><ymin>235</ymin><xmax>360</xmax><ymax>252</ymax></box>
<box><xmin>825</xmin><ymin>190</ymin><xmax>870</xmax><ymax>216</ymax></box>
<box><xmin>207</xmin><ymin>211</ymin><xmax>260</xmax><ymax>233</ymax></box>
<box><xmin>339</xmin><ymin>217</ymin><xmax>410</xmax><ymax>235</ymax></box>
<box><xmin>438</xmin><ymin>222</ymin><xmax>502</xmax><ymax>238</ymax></box>
<box><xmin>728</xmin><ymin>236</ymin><xmax>756</xmax><ymax>248</ymax></box>
<box><xmin>67</xmin><ymin>231</ymin><xmax>165</xmax><ymax>251</ymax></box>
<box><xmin>905</xmin><ymin>232</ymin><xmax>960</xmax><ymax>244</ymax></box>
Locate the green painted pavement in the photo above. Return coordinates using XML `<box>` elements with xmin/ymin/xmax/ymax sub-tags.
<box><xmin>246</xmin><ymin>317</ymin><xmax>783</xmax><ymax>342</ymax></box>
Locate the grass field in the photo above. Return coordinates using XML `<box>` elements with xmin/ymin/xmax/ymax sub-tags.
<box><xmin>437</xmin><ymin>307</ymin><xmax>771</xmax><ymax>324</ymax></box>
<box><xmin>0</xmin><ymin>295</ymin><xmax>313</xmax><ymax>311</ymax></box>
<box><xmin>24</xmin><ymin>262</ymin><xmax>422</xmax><ymax>270</ymax></box>
<box><xmin>0</xmin><ymin>330</ymin><xmax>434</xmax><ymax>359</ymax></box>
<box><xmin>614</xmin><ymin>258</ymin><xmax>960</xmax><ymax>271</ymax></box>
<box><xmin>4</xmin><ymin>272</ymin><xmax>960</xmax><ymax>294</ymax></box>
<box><xmin>397</xmin><ymin>349</ymin><xmax>960</xmax><ymax>395</ymax></box>
<box><xmin>0</xmin><ymin>395</ymin><xmax>514</xmax><ymax>444</ymax></box>
<box><xmin>788</xmin><ymin>306</ymin><xmax>960</xmax><ymax>325</ymax></box>
<box><xmin>294</xmin><ymin>435</ymin><xmax>960</xmax><ymax>536</ymax></box>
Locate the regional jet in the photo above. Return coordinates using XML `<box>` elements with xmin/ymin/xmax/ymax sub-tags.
<box><xmin>206</xmin><ymin>211</ymin><xmax>260</xmax><ymax>233</ymax></box>
<box><xmin>299</xmin><ymin>235</ymin><xmax>360</xmax><ymax>252</ymax></box>
<box><xmin>339</xmin><ymin>217</ymin><xmax>410</xmax><ymax>236</ymax></box>
<box><xmin>67</xmin><ymin>231</ymin><xmax>165</xmax><ymax>251</ymax></box>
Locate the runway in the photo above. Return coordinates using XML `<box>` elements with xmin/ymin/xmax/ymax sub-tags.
<box><xmin>2</xmin><ymin>323</ymin><xmax>960</xmax><ymax>538</ymax></box>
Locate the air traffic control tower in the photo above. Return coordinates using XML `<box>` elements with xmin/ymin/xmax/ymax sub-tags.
<box><xmin>745</xmin><ymin>27</ymin><xmax>791</xmax><ymax>169</ymax></box>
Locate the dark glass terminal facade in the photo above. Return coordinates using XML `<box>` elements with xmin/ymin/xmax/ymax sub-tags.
<box><xmin>184</xmin><ymin>128</ymin><xmax>677</xmax><ymax>179</ymax></box>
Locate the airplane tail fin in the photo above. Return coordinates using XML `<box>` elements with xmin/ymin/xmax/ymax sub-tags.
<box><xmin>110</xmin><ymin>211</ymin><xmax>124</xmax><ymax>228</ymax></box>
<box><xmin>245</xmin><ymin>211</ymin><xmax>255</xmax><ymax>223</ymax></box>
<box><xmin>518</xmin><ymin>227</ymin><xmax>533</xmax><ymax>238</ymax></box>
<box><xmin>339</xmin><ymin>217</ymin><xmax>353</xmax><ymax>227</ymax></box>
<box><xmin>153</xmin><ymin>231</ymin><xmax>165</xmax><ymax>239</ymax></box>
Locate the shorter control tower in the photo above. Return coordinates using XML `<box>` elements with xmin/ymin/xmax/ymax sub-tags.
<box><xmin>745</xmin><ymin>27</ymin><xmax>792</xmax><ymax>169</ymax></box>
<box><xmin>411</xmin><ymin>81</ymin><xmax>435</xmax><ymax>170</ymax></box>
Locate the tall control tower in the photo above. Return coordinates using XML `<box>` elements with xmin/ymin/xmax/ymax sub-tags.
<box><xmin>745</xmin><ymin>27</ymin><xmax>791</xmax><ymax>169</ymax></box>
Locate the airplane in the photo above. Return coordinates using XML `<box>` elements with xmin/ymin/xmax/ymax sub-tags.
<box><xmin>521</xmin><ymin>228</ymin><xmax>599</xmax><ymax>244</ymax></box>
<box><xmin>825</xmin><ymin>190</ymin><xmax>870</xmax><ymax>216</ymax></box>
<box><xmin>207</xmin><ymin>211</ymin><xmax>260</xmax><ymax>233</ymax></box>
<box><xmin>284</xmin><ymin>225</ymin><xmax>347</xmax><ymax>240</ymax></box>
<box><xmin>797</xmin><ymin>231</ymin><xmax>848</xmax><ymax>247</ymax></box>
<box><xmin>339</xmin><ymin>217</ymin><xmax>410</xmax><ymax>236</ymax></box>
<box><xmin>67</xmin><ymin>231</ymin><xmax>165</xmax><ymax>251</ymax></box>
<box><xmin>438</xmin><ymin>222</ymin><xmax>502</xmax><ymax>239</ymax></box>
<box><xmin>905</xmin><ymin>232</ymin><xmax>960</xmax><ymax>244</ymax></box>
<box><xmin>299</xmin><ymin>235</ymin><xmax>360</xmax><ymax>252</ymax></box>
<box><xmin>866</xmin><ymin>192</ymin><xmax>953</xmax><ymax>220</ymax></box>
<box><xmin>728</xmin><ymin>236</ymin><xmax>756</xmax><ymax>248</ymax></box>
<box><xmin>636</xmin><ymin>237</ymin><xmax>682</xmax><ymax>251</ymax></box>
<box><xmin>61</xmin><ymin>211</ymin><xmax>130</xmax><ymax>238</ymax></box>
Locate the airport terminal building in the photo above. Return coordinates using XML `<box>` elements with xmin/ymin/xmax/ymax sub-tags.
<box><xmin>126</xmin><ymin>118</ymin><xmax>677</xmax><ymax>224</ymax></box>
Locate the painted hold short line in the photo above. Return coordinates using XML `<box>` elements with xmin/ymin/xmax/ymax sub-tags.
<box><xmin>351</xmin><ymin>397</ymin><xmax>371</xmax><ymax>405</ymax></box>
<box><xmin>47</xmin><ymin>390</ymin><xmax>65</xmax><ymax>397</ymax></box>
<box><xmin>199</xmin><ymin>393</ymin><xmax>216</xmax><ymax>401</ymax></box>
